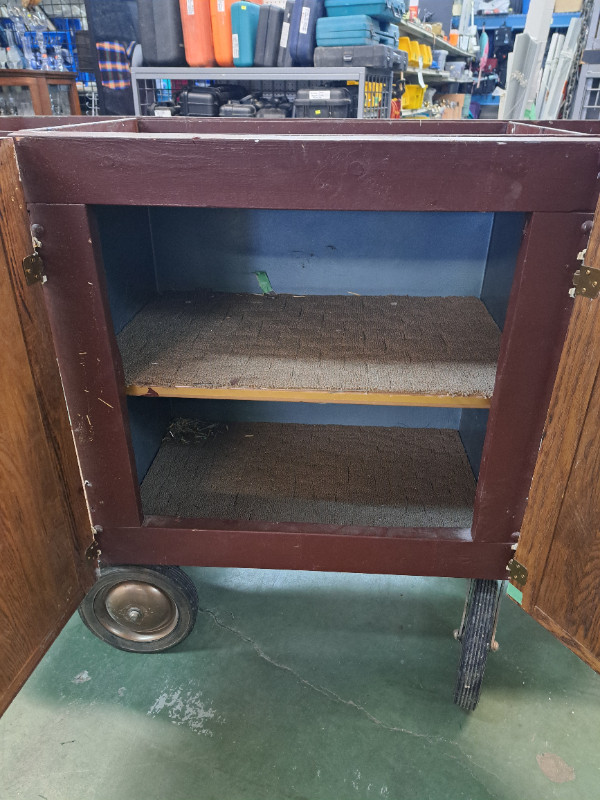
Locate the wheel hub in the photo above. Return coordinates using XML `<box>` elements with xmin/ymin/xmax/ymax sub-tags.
<box><xmin>94</xmin><ymin>580</ymin><xmax>179</xmax><ymax>642</ymax></box>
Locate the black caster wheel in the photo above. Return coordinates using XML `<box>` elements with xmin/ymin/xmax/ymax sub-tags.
<box><xmin>78</xmin><ymin>565</ymin><xmax>198</xmax><ymax>653</ymax></box>
<box><xmin>453</xmin><ymin>579</ymin><xmax>502</xmax><ymax>711</ymax></box>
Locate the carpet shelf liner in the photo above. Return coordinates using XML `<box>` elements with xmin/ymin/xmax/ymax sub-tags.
<box><xmin>141</xmin><ymin>422</ymin><xmax>476</xmax><ymax>528</ymax></box>
<box><xmin>119</xmin><ymin>292</ymin><xmax>501</xmax><ymax>399</ymax></box>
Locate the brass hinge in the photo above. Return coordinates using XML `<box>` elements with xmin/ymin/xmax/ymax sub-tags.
<box><xmin>85</xmin><ymin>540</ymin><xmax>100</xmax><ymax>563</ymax></box>
<box><xmin>22</xmin><ymin>251</ymin><xmax>45</xmax><ymax>285</ymax></box>
<box><xmin>507</xmin><ymin>558</ymin><xmax>528</xmax><ymax>587</ymax></box>
<box><xmin>571</xmin><ymin>265</ymin><xmax>600</xmax><ymax>299</ymax></box>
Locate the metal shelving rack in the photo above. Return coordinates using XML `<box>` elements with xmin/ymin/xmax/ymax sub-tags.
<box><xmin>131</xmin><ymin>65</ymin><xmax>394</xmax><ymax>119</ymax></box>
<box><xmin>396</xmin><ymin>19</ymin><xmax>472</xmax><ymax>58</ymax></box>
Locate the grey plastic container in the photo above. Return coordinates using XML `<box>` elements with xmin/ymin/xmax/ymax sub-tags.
<box><xmin>432</xmin><ymin>49</ymin><xmax>447</xmax><ymax>70</ymax></box>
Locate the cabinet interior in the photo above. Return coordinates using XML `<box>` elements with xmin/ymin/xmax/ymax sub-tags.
<box><xmin>95</xmin><ymin>206</ymin><xmax>524</xmax><ymax>529</ymax></box>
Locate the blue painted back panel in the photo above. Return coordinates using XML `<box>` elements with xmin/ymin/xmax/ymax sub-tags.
<box><xmin>480</xmin><ymin>213</ymin><xmax>525</xmax><ymax>330</ymax></box>
<box><xmin>151</xmin><ymin>209</ymin><xmax>494</xmax><ymax>297</ymax></box>
<box><xmin>95</xmin><ymin>206</ymin><xmax>157</xmax><ymax>334</ymax></box>
<box><xmin>127</xmin><ymin>396</ymin><xmax>172</xmax><ymax>481</ymax></box>
<box><xmin>169</xmin><ymin>399</ymin><xmax>461</xmax><ymax>428</ymax></box>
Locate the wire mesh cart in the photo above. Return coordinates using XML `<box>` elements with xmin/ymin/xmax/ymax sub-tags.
<box><xmin>131</xmin><ymin>65</ymin><xmax>394</xmax><ymax>119</ymax></box>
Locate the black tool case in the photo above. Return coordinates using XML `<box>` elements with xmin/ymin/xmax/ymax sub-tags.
<box><xmin>277</xmin><ymin>0</ymin><xmax>296</xmax><ymax>67</ymax></box>
<box><xmin>180</xmin><ymin>86</ymin><xmax>246</xmax><ymax>116</ymax></box>
<box><xmin>293</xmin><ymin>86</ymin><xmax>352</xmax><ymax>118</ymax></box>
<box><xmin>219</xmin><ymin>101</ymin><xmax>258</xmax><ymax>117</ymax></box>
<box><xmin>313</xmin><ymin>43</ymin><xmax>406</xmax><ymax>69</ymax></box>
<box><xmin>137</xmin><ymin>0</ymin><xmax>185</xmax><ymax>66</ymax></box>
<box><xmin>254</xmin><ymin>4</ymin><xmax>285</xmax><ymax>67</ymax></box>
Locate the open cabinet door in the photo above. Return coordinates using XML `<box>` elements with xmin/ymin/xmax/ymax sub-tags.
<box><xmin>508</xmin><ymin>202</ymin><xmax>600</xmax><ymax>674</ymax></box>
<box><xmin>0</xmin><ymin>139</ymin><xmax>95</xmax><ymax>717</ymax></box>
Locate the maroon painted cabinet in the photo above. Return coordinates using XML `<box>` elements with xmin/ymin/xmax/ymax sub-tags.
<box><xmin>7</xmin><ymin>116</ymin><xmax>600</xmax><ymax>710</ymax></box>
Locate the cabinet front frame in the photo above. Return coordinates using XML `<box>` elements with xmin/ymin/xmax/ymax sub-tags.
<box><xmin>16</xmin><ymin>126</ymin><xmax>600</xmax><ymax>578</ymax></box>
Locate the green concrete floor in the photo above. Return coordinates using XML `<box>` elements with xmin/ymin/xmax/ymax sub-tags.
<box><xmin>1</xmin><ymin>569</ymin><xmax>599</xmax><ymax>800</ymax></box>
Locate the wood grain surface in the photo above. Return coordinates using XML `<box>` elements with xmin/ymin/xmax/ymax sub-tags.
<box><xmin>0</xmin><ymin>139</ymin><xmax>94</xmax><ymax>717</ymax></box>
<box><xmin>513</xmin><ymin>199</ymin><xmax>600</xmax><ymax>674</ymax></box>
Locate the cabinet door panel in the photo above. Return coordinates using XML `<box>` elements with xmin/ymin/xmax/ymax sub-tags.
<box><xmin>510</xmin><ymin>205</ymin><xmax>600</xmax><ymax>673</ymax></box>
<box><xmin>0</xmin><ymin>138</ymin><xmax>94</xmax><ymax>717</ymax></box>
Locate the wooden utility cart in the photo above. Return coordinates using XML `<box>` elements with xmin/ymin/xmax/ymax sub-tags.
<box><xmin>2</xmin><ymin>117</ymin><xmax>600</xmax><ymax>713</ymax></box>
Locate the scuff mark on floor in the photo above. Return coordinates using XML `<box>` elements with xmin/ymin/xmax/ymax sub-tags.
<box><xmin>536</xmin><ymin>753</ymin><xmax>576</xmax><ymax>783</ymax></box>
<box><xmin>148</xmin><ymin>683</ymin><xmax>221</xmax><ymax>736</ymax></box>
<box><xmin>72</xmin><ymin>671</ymin><xmax>91</xmax><ymax>684</ymax></box>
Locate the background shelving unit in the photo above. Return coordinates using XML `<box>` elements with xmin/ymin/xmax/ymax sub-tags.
<box><xmin>396</xmin><ymin>18</ymin><xmax>472</xmax><ymax>57</ymax></box>
<box><xmin>464</xmin><ymin>11</ymin><xmax>581</xmax><ymax>29</ymax></box>
<box><xmin>131</xmin><ymin>65</ymin><xmax>394</xmax><ymax>119</ymax></box>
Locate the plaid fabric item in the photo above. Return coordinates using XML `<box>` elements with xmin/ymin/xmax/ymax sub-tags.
<box><xmin>96</xmin><ymin>40</ymin><xmax>135</xmax><ymax>90</ymax></box>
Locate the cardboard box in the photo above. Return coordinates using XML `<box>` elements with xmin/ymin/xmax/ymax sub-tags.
<box><xmin>554</xmin><ymin>0</ymin><xmax>582</xmax><ymax>12</ymax></box>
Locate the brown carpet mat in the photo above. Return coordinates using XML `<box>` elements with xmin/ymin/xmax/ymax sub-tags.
<box><xmin>141</xmin><ymin>422</ymin><xmax>476</xmax><ymax>528</ymax></box>
<box><xmin>119</xmin><ymin>293</ymin><xmax>501</xmax><ymax>398</ymax></box>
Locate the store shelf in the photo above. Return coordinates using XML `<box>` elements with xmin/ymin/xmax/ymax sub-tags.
<box><xmin>119</xmin><ymin>292</ymin><xmax>500</xmax><ymax>407</ymax></box>
<box><xmin>452</xmin><ymin>12</ymin><xmax>579</xmax><ymax>30</ymax></box>
<box><xmin>131</xmin><ymin>65</ymin><xmax>393</xmax><ymax>118</ymax></box>
<box><xmin>141</xmin><ymin>422</ymin><xmax>477</xmax><ymax>527</ymax></box>
<box><xmin>400</xmin><ymin>105</ymin><xmax>442</xmax><ymax>117</ymax></box>
<box><xmin>405</xmin><ymin>67</ymin><xmax>474</xmax><ymax>83</ymax></box>
<box><xmin>396</xmin><ymin>19</ymin><xmax>473</xmax><ymax>58</ymax></box>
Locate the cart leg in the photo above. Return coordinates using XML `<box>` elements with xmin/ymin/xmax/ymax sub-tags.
<box><xmin>78</xmin><ymin>565</ymin><xmax>198</xmax><ymax>653</ymax></box>
<box><xmin>453</xmin><ymin>579</ymin><xmax>503</xmax><ymax>711</ymax></box>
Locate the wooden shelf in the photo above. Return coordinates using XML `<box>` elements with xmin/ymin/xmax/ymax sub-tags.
<box><xmin>141</xmin><ymin>422</ymin><xmax>476</xmax><ymax>528</ymax></box>
<box><xmin>119</xmin><ymin>292</ymin><xmax>500</xmax><ymax>408</ymax></box>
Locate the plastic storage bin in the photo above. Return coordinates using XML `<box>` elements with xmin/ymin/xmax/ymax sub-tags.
<box><xmin>447</xmin><ymin>60</ymin><xmax>467</xmax><ymax>79</ymax></box>
<box><xmin>408</xmin><ymin>39</ymin><xmax>421</xmax><ymax>67</ymax></box>
<box><xmin>402</xmin><ymin>83</ymin><xmax>425</xmax><ymax>109</ymax></box>
<box><xmin>179</xmin><ymin>0</ymin><xmax>216</xmax><ymax>66</ymax></box>
<box><xmin>324</xmin><ymin>0</ymin><xmax>404</xmax><ymax>20</ymax></box>
<box><xmin>293</xmin><ymin>86</ymin><xmax>351</xmax><ymax>116</ymax></box>
<box><xmin>419</xmin><ymin>44</ymin><xmax>432</xmax><ymax>67</ymax></box>
<box><xmin>432</xmin><ymin>48</ymin><xmax>447</xmax><ymax>70</ymax></box>
<box><xmin>231</xmin><ymin>1</ymin><xmax>261</xmax><ymax>66</ymax></box>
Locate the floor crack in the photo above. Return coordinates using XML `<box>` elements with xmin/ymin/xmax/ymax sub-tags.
<box><xmin>199</xmin><ymin>606</ymin><xmax>447</xmax><ymax>744</ymax></box>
